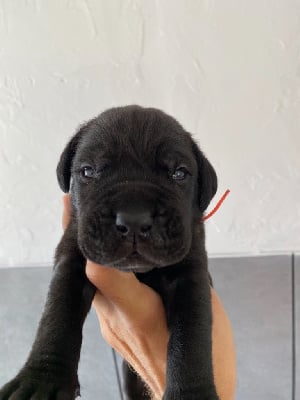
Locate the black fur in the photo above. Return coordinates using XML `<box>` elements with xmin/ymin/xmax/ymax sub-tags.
<box><xmin>0</xmin><ymin>105</ymin><xmax>219</xmax><ymax>400</ymax></box>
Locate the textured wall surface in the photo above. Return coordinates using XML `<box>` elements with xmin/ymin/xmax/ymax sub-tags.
<box><xmin>0</xmin><ymin>0</ymin><xmax>299</xmax><ymax>267</ymax></box>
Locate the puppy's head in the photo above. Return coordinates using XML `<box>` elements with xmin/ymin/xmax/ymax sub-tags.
<box><xmin>57</xmin><ymin>105</ymin><xmax>217</xmax><ymax>272</ymax></box>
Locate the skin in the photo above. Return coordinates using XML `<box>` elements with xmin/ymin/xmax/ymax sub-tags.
<box><xmin>62</xmin><ymin>195</ymin><xmax>236</xmax><ymax>400</ymax></box>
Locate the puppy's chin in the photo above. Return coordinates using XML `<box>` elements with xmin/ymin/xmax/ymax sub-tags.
<box><xmin>82</xmin><ymin>252</ymin><xmax>155</xmax><ymax>273</ymax></box>
<box><xmin>80</xmin><ymin>243</ymin><xmax>187</xmax><ymax>273</ymax></box>
<box><xmin>113</xmin><ymin>264</ymin><xmax>155</xmax><ymax>273</ymax></box>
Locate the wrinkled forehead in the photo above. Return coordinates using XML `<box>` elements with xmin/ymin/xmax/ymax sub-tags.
<box><xmin>75</xmin><ymin>110</ymin><xmax>195</xmax><ymax>167</ymax></box>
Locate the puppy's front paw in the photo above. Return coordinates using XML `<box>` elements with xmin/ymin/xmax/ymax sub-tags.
<box><xmin>163</xmin><ymin>385</ymin><xmax>219</xmax><ymax>400</ymax></box>
<box><xmin>0</xmin><ymin>370</ymin><xmax>80</xmax><ymax>400</ymax></box>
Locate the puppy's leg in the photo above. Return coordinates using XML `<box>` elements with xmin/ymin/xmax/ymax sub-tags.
<box><xmin>122</xmin><ymin>360</ymin><xmax>152</xmax><ymax>400</ymax></box>
<box><xmin>161</xmin><ymin>267</ymin><xmax>219</xmax><ymax>400</ymax></box>
<box><xmin>0</xmin><ymin>223</ymin><xmax>95</xmax><ymax>400</ymax></box>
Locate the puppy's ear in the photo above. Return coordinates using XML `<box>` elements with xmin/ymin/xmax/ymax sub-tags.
<box><xmin>191</xmin><ymin>141</ymin><xmax>218</xmax><ymax>212</ymax></box>
<box><xmin>56</xmin><ymin>127</ymin><xmax>85</xmax><ymax>193</ymax></box>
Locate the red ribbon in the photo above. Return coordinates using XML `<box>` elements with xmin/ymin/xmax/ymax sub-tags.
<box><xmin>201</xmin><ymin>189</ymin><xmax>230</xmax><ymax>222</ymax></box>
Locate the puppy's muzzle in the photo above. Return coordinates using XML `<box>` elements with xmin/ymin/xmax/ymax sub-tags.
<box><xmin>115</xmin><ymin>209</ymin><xmax>153</xmax><ymax>239</ymax></box>
<box><xmin>77</xmin><ymin>182</ymin><xmax>189</xmax><ymax>270</ymax></box>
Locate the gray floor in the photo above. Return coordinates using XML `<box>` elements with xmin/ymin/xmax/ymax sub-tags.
<box><xmin>0</xmin><ymin>255</ymin><xmax>298</xmax><ymax>399</ymax></box>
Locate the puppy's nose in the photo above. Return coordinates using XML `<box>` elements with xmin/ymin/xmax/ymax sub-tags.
<box><xmin>115</xmin><ymin>211</ymin><xmax>153</xmax><ymax>237</ymax></box>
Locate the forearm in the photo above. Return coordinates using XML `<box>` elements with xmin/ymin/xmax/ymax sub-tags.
<box><xmin>211</xmin><ymin>289</ymin><xmax>236</xmax><ymax>400</ymax></box>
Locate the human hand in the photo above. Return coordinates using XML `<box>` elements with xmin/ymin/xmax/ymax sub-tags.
<box><xmin>62</xmin><ymin>195</ymin><xmax>236</xmax><ymax>400</ymax></box>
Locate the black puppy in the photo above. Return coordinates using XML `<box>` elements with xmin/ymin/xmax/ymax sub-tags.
<box><xmin>0</xmin><ymin>105</ymin><xmax>219</xmax><ymax>400</ymax></box>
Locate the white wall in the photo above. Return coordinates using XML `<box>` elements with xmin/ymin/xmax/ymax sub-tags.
<box><xmin>0</xmin><ymin>0</ymin><xmax>299</xmax><ymax>267</ymax></box>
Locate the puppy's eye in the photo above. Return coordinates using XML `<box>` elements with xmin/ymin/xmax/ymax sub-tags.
<box><xmin>172</xmin><ymin>167</ymin><xmax>189</xmax><ymax>181</ymax></box>
<box><xmin>80</xmin><ymin>166</ymin><xmax>95</xmax><ymax>178</ymax></box>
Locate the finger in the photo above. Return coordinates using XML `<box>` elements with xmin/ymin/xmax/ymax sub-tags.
<box><xmin>62</xmin><ymin>194</ymin><xmax>71</xmax><ymax>230</ymax></box>
<box><xmin>86</xmin><ymin>260</ymin><xmax>141</xmax><ymax>301</ymax></box>
<box><xmin>86</xmin><ymin>260</ymin><xmax>138</xmax><ymax>294</ymax></box>
<box><xmin>86</xmin><ymin>260</ymin><xmax>161</xmax><ymax>315</ymax></box>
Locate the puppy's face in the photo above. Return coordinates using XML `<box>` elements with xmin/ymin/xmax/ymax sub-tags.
<box><xmin>57</xmin><ymin>106</ymin><xmax>217</xmax><ymax>272</ymax></box>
